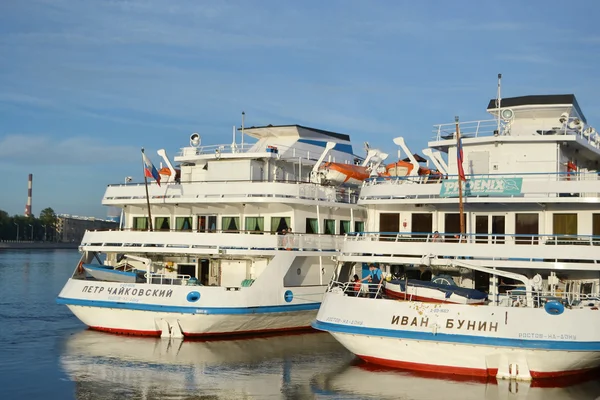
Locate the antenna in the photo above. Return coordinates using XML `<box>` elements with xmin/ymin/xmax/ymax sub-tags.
<box><xmin>496</xmin><ymin>73</ymin><xmax>502</xmax><ymax>134</ymax></box>
<box><xmin>241</xmin><ymin>111</ymin><xmax>245</xmax><ymax>150</ymax></box>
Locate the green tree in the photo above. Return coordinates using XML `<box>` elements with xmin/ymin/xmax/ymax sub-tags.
<box><xmin>39</xmin><ymin>207</ymin><xmax>58</xmax><ymax>241</ymax></box>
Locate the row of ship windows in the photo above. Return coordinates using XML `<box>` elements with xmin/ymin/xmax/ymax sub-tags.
<box><xmin>130</xmin><ymin>216</ymin><xmax>365</xmax><ymax>235</ymax></box>
<box><xmin>380</xmin><ymin>212</ymin><xmax>600</xmax><ymax>238</ymax></box>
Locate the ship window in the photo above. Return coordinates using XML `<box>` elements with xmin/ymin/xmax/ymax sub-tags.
<box><xmin>379</xmin><ymin>213</ymin><xmax>399</xmax><ymax>240</ymax></box>
<box><xmin>222</xmin><ymin>216</ymin><xmax>240</xmax><ymax>233</ymax></box>
<box><xmin>354</xmin><ymin>221</ymin><xmax>364</xmax><ymax>233</ymax></box>
<box><xmin>411</xmin><ymin>213</ymin><xmax>433</xmax><ymax>240</ymax></box>
<box><xmin>175</xmin><ymin>217</ymin><xmax>192</xmax><ymax>231</ymax></box>
<box><xmin>133</xmin><ymin>217</ymin><xmax>148</xmax><ymax>231</ymax></box>
<box><xmin>324</xmin><ymin>219</ymin><xmax>335</xmax><ymax>235</ymax></box>
<box><xmin>198</xmin><ymin>215</ymin><xmax>217</xmax><ymax>232</ymax></box>
<box><xmin>553</xmin><ymin>213</ymin><xmax>577</xmax><ymax>238</ymax></box>
<box><xmin>245</xmin><ymin>217</ymin><xmax>264</xmax><ymax>233</ymax></box>
<box><xmin>306</xmin><ymin>218</ymin><xmax>318</xmax><ymax>234</ymax></box>
<box><xmin>155</xmin><ymin>217</ymin><xmax>170</xmax><ymax>231</ymax></box>
<box><xmin>593</xmin><ymin>214</ymin><xmax>600</xmax><ymax>239</ymax></box>
<box><xmin>340</xmin><ymin>220</ymin><xmax>351</xmax><ymax>235</ymax></box>
<box><xmin>271</xmin><ymin>217</ymin><xmax>290</xmax><ymax>233</ymax></box>
<box><xmin>444</xmin><ymin>213</ymin><xmax>464</xmax><ymax>242</ymax></box>
<box><xmin>515</xmin><ymin>213</ymin><xmax>539</xmax><ymax>244</ymax></box>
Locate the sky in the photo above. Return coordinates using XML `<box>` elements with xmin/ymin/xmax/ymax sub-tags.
<box><xmin>1</xmin><ymin>0</ymin><xmax>599</xmax><ymax>218</ymax></box>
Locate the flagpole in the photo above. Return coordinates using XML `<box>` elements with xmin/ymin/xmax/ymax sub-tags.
<box><xmin>455</xmin><ymin>116</ymin><xmax>465</xmax><ymax>238</ymax></box>
<box><xmin>141</xmin><ymin>148</ymin><xmax>154</xmax><ymax>232</ymax></box>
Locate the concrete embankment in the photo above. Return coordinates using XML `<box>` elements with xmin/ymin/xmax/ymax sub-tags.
<box><xmin>0</xmin><ymin>241</ymin><xmax>79</xmax><ymax>250</ymax></box>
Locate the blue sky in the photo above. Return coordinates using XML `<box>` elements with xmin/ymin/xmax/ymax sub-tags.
<box><xmin>1</xmin><ymin>0</ymin><xmax>599</xmax><ymax>218</ymax></box>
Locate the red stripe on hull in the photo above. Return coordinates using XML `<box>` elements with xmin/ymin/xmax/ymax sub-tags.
<box><xmin>89</xmin><ymin>325</ymin><xmax>315</xmax><ymax>338</ymax></box>
<box><xmin>90</xmin><ymin>326</ymin><xmax>161</xmax><ymax>336</ymax></box>
<box><xmin>358</xmin><ymin>355</ymin><xmax>596</xmax><ymax>380</ymax></box>
<box><xmin>359</xmin><ymin>354</ymin><xmax>493</xmax><ymax>377</ymax></box>
<box><xmin>384</xmin><ymin>288</ymin><xmax>484</xmax><ymax>305</ymax></box>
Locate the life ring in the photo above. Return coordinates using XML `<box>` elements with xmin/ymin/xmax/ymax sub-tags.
<box><xmin>544</xmin><ymin>300</ymin><xmax>565</xmax><ymax>315</ymax></box>
<box><xmin>76</xmin><ymin>261</ymin><xmax>84</xmax><ymax>274</ymax></box>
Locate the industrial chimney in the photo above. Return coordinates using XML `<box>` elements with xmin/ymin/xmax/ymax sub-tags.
<box><xmin>25</xmin><ymin>173</ymin><xmax>32</xmax><ymax>217</ymax></box>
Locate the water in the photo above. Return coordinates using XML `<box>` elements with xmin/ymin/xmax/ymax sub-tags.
<box><xmin>1</xmin><ymin>250</ymin><xmax>599</xmax><ymax>400</ymax></box>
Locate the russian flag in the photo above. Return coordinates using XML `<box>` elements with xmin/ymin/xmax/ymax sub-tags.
<box><xmin>457</xmin><ymin>134</ymin><xmax>466</xmax><ymax>181</ymax></box>
<box><xmin>142</xmin><ymin>150</ymin><xmax>161</xmax><ymax>186</ymax></box>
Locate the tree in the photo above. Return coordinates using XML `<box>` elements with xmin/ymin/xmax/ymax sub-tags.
<box><xmin>39</xmin><ymin>207</ymin><xmax>58</xmax><ymax>241</ymax></box>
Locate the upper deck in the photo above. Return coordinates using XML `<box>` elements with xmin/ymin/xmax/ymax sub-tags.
<box><xmin>361</xmin><ymin>94</ymin><xmax>600</xmax><ymax>205</ymax></box>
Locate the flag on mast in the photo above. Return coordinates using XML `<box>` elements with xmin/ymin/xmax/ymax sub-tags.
<box><xmin>142</xmin><ymin>149</ymin><xmax>161</xmax><ymax>186</ymax></box>
<box><xmin>457</xmin><ymin>132</ymin><xmax>466</xmax><ymax>181</ymax></box>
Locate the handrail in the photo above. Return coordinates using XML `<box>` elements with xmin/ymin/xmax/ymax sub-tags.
<box><xmin>344</xmin><ymin>231</ymin><xmax>600</xmax><ymax>245</ymax></box>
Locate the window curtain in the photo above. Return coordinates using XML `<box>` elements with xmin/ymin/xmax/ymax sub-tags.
<box><xmin>222</xmin><ymin>216</ymin><xmax>239</xmax><ymax>232</ymax></box>
<box><xmin>134</xmin><ymin>217</ymin><xmax>148</xmax><ymax>230</ymax></box>
<box><xmin>340</xmin><ymin>220</ymin><xmax>350</xmax><ymax>234</ymax></box>
<box><xmin>271</xmin><ymin>217</ymin><xmax>290</xmax><ymax>233</ymax></box>
<box><xmin>155</xmin><ymin>217</ymin><xmax>170</xmax><ymax>231</ymax></box>
<box><xmin>176</xmin><ymin>217</ymin><xmax>192</xmax><ymax>231</ymax></box>
<box><xmin>553</xmin><ymin>214</ymin><xmax>577</xmax><ymax>237</ymax></box>
<box><xmin>354</xmin><ymin>221</ymin><xmax>364</xmax><ymax>233</ymax></box>
<box><xmin>306</xmin><ymin>218</ymin><xmax>318</xmax><ymax>234</ymax></box>
<box><xmin>325</xmin><ymin>219</ymin><xmax>335</xmax><ymax>235</ymax></box>
<box><xmin>245</xmin><ymin>217</ymin><xmax>264</xmax><ymax>232</ymax></box>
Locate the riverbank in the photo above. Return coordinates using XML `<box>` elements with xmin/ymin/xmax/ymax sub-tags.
<box><xmin>0</xmin><ymin>241</ymin><xmax>79</xmax><ymax>250</ymax></box>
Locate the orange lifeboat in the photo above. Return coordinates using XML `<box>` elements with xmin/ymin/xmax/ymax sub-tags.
<box><xmin>318</xmin><ymin>162</ymin><xmax>371</xmax><ymax>186</ymax></box>
<box><xmin>158</xmin><ymin>167</ymin><xmax>181</xmax><ymax>182</ymax></box>
<box><xmin>385</xmin><ymin>160</ymin><xmax>414</xmax><ymax>177</ymax></box>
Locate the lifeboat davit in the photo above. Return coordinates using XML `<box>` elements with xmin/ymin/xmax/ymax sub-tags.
<box><xmin>318</xmin><ymin>162</ymin><xmax>371</xmax><ymax>186</ymax></box>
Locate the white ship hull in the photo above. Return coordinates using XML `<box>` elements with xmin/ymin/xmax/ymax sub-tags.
<box><xmin>313</xmin><ymin>292</ymin><xmax>600</xmax><ymax>380</ymax></box>
<box><xmin>59</xmin><ymin>278</ymin><xmax>323</xmax><ymax>337</ymax></box>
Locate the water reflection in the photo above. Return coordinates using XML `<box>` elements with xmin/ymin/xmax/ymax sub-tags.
<box><xmin>60</xmin><ymin>330</ymin><xmax>352</xmax><ymax>399</ymax></box>
<box><xmin>312</xmin><ymin>361</ymin><xmax>600</xmax><ymax>400</ymax></box>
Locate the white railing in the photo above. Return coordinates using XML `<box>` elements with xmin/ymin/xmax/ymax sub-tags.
<box><xmin>502</xmin><ymin>289</ymin><xmax>599</xmax><ymax>309</ymax></box>
<box><xmin>327</xmin><ymin>280</ymin><xmax>385</xmax><ymax>299</ymax></box>
<box><xmin>431</xmin><ymin>118</ymin><xmax>600</xmax><ymax>147</ymax></box>
<box><xmin>145</xmin><ymin>272</ymin><xmax>191</xmax><ymax>286</ymax></box>
<box><xmin>81</xmin><ymin>230</ymin><xmax>345</xmax><ymax>253</ymax></box>
<box><xmin>432</xmin><ymin>119</ymin><xmax>504</xmax><ymax>141</ymax></box>
<box><xmin>104</xmin><ymin>181</ymin><xmax>360</xmax><ymax>205</ymax></box>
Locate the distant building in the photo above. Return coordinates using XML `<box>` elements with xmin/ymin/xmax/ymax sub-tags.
<box><xmin>56</xmin><ymin>214</ymin><xmax>119</xmax><ymax>243</ymax></box>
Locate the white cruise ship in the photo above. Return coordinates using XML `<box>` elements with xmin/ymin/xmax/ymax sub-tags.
<box><xmin>57</xmin><ymin>124</ymin><xmax>375</xmax><ymax>337</ymax></box>
<box><xmin>313</xmin><ymin>92</ymin><xmax>600</xmax><ymax>381</ymax></box>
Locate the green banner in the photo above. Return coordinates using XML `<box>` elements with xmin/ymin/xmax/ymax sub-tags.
<box><xmin>440</xmin><ymin>177</ymin><xmax>523</xmax><ymax>197</ymax></box>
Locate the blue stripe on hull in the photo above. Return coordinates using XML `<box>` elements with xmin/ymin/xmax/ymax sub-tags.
<box><xmin>312</xmin><ymin>320</ymin><xmax>600</xmax><ymax>351</ymax></box>
<box><xmin>56</xmin><ymin>297</ymin><xmax>320</xmax><ymax>315</ymax></box>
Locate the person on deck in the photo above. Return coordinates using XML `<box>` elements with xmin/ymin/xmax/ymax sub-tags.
<box><xmin>359</xmin><ymin>264</ymin><xmax>383</xmax><ymax>298</ymax></box>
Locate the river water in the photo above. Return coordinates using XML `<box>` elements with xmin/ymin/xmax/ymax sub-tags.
<box><xmin>0</xmin><ymin>249</ymin><xmax>599</xmax><ymax>399</ymax></box>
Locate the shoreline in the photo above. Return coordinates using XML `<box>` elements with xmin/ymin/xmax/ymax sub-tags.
<box><xmin>0</xmin><ymin>242</ymin><xmax>79</xmax><ymax>250</ymax></box>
